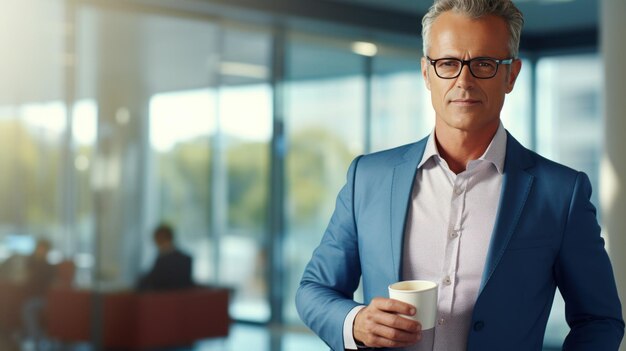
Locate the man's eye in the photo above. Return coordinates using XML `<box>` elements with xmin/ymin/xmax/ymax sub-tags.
<box><xmin>439</xmin><ymin>60</ymin><xmax>459</xmax><ymax>67</ymax></box>
<box><xmin>476</xmin><ymin>60</ymin><xmax>496</xmax><ymax>68</ymax></box>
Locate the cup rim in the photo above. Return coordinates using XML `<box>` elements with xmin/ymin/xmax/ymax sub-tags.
<box><xmin>388</xmin><ymin>280</ymin><xmax>438</xmax><ymax>293</ymax></box>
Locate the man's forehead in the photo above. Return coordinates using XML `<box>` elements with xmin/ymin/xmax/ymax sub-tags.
<box><xmin>428</xmin><ymin>11</ymin><xmax>510</xmax><ymax>57</ymax></box>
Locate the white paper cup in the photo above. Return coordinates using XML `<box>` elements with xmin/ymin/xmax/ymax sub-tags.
<box><xmin>388</xmin><ymin>280</ymin><xmax>438</xmax><ymax>330</ymax></box>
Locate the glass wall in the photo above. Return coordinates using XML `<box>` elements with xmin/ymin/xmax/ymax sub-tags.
<box><xmin>0</xmin><ymin>0</ymin><xmax>67</xmax><ymax>261</ymax></box>
<box><xmin>215</xmin><ymin>30</ymin><xmax>273</xmax><ymax>322</ymax></box>
<box><xmin>283</xmin><ymin>36</ymin><xmax>367</xmax><ymax>322</ymax></box>
<box><xmin>502</xmin><ymin>58</ymin><xmax>532</xmax><ymax>147</ymax></box>
<box><xmin>371</xmin><ymin>54</ymin><xmax>432</xmax><ymax>151</ymax></box>
<box><xmin>149</xmin><ymin>89</ymin><xmax>216</xmax><ymax>282</ymax></box>
<box><xmin>71</xmin><ymin>99</ymin><xmax>98</xmax><ymax>286</ymax></box>
<box><xmin>536</xmin><ymin>54</ymin><xmax>603</xmax><ymax>348</ymax></box>
<box><xmin>537</xmin><ymin>55</ymin><xmax>603</xmax><ymax>209</ymax></box>
<box><xmin>75</xmin><ymin>1</ymin><xmax>275</xmax><ymax>320</ymax></box>
<box><xmin>216</xmin><ymin>82</ymin><xmax>272</xmax><ymax>321</ymax></box>
<box><xmin>143</xmin><ymin>21</ymin><xmax>273</xmax><ymax>321</ymax></box>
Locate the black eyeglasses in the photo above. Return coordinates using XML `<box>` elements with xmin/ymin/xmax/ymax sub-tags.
<box><xmin>427</xmin><ymin>56</ymin><xmax>514</xmax><ymax>79</ymax></box>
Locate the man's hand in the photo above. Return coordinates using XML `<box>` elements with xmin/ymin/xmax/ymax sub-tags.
<box><xmin>353</xmin><ymin>297</ymin><xmax>422</xmax><ymax>348</ymax></box>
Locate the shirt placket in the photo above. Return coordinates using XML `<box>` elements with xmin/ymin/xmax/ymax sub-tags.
<box><xmin>436</xmin><ymin>172</ymin><xmax>467</xmax><ymax>328</ymax></box>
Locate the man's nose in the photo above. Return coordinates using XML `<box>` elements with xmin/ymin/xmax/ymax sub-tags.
<box><xmin>456</xmin><ymin>64</ymin><xmax>475</xmax><ymax>89</ymax></box>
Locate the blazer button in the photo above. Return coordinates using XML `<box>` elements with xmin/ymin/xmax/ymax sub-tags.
<box><xmin>473</xmin><ymin>321</ymin><xmax>485</xmax><ymax>331</ymax></box>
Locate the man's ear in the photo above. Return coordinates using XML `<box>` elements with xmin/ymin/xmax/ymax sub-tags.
<box><xmin>421</xmin><ymin>56</ymin><xmax>432</xmax><ymax>91</ymax></box>
<box><xmin>506</xmin><ymin>59</ymin><xmax>522</xmax><ymax>93</ymax></box>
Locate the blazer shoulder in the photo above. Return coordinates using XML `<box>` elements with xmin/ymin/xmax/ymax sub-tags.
<box><xmin>514</xmin><ymin>144</ymin><xmax>588</xmax><ymax>202</ymax></box>
<box><xmin>505</xmin><ymin>134</ymin><xmax>578</xmax><ymax>178</ymax></box>
<box><xmin>525</xmin><ymin>148</ymin><xmax>581</xmax><ymax>181</ymax></box>
<box><xmin>357</xmin><ymin>137</ymin><xmax>428</xmax><ymax>171</ymax></box>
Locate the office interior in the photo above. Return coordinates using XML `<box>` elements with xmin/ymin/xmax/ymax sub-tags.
<box><xmin>1</xmin><ymin>0</ymin><xmax>625</xmax><ymax>350</ymax></box>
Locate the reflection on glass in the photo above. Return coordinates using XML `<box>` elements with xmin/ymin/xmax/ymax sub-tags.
<box><xmin>72</xmin><ymin>99</ymin><xmax>98</xmax><ymax>287</ymax></box>
<box><xmin>212</xmin><ymin>27</ymin><xmax>273</xmax><ymax>322</ymax></box>
<box><xmin>284</xmin><ymin>40</ymin><xmax>365</xmax><ymax>323</ymax></box>
<box><xmin>217</xmin><ymin>84</ymin><xmax>272</xmax><ymax>322</ymax></box>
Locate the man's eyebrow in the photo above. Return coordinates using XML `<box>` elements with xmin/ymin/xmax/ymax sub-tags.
<box><xmin>430</xmin><ymin>55</ymin><xmax>460</xmax><ymax>59</ymax></box>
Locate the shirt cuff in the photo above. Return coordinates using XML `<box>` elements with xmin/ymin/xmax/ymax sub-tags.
<box><xmin>343</xmin><ymin>305</ymin><xmax>366</xmax><ymax>350</ymax></box>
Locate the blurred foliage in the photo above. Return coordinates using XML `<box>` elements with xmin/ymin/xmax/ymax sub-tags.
<box><xmin>0</xmin><ymin>117</ymin><xmax>355</xmax><ymax>243</ymax></box>
<box><xmin>287</xmin><ymin>128</ymin><xmax>354</xmax><ymax>226</ymax></box>
<box><xmin>226</xmin><ymin>141</ymin><xmax>268</xmax><ymax>231</ymax></box>
<box><xmin>156</xmin><ymin>137</ymin><xmax>212</xmax><ymax>238</ymax></box>
<box><xmin>155</xmin><ymin>126</ymin><xmax>354</xmax><ymax>238</ymax></box>
<box><xmin>0</xmin><ymin>119</ymin><xmax>62</xmax><ymax>235</ymax></box>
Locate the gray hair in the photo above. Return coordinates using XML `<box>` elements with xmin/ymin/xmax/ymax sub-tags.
<box><xmin>422</xmin><ymin>0</ymin><xmax>524</xmax><ymax>58</ymax></box>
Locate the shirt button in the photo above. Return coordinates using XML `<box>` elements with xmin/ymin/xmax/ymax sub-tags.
<box><xmin>474</xmin><ymin>321</ymin><xmax>485</xmax><ymax>331</ymax></box>
<box><xmin>454</xmin><ymin>187</ymin><xmax>463</xmax><ymax>195</ymax></box>
<box><xmin>438</xmin><ymin>318</ymin><xmax>445</xmax><ymax>326</ymax></box>
<box><xmin>443</xmin><ymin>276</ymin><xmax>452</xmax><ymax>285</ymax></box>
<box><xmin>450</xmin><ymin>230</ymin><xmax>459</xmax><ymax>239</ymax></box>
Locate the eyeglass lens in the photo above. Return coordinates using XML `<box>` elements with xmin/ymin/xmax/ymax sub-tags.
<box><xmin>434</xmin><ymin>58</ymin><xmax>498</xmax><ymax>78</ymax></box>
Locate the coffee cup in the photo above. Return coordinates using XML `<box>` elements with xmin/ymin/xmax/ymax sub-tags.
<box><xmin>388</xmin><ymin>280</ymin><xmax>438</xmax><ymax>330</ymax></box>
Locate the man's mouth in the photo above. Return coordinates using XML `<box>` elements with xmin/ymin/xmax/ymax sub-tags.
<box><xmin>450</xmin><ymin>99</ymin><xmax>481</xmax><ymax>106</ymax></box>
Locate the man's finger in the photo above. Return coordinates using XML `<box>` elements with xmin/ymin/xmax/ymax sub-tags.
<box><xmin>371</xmin><ymin>297</ymin><xmax>416</xmax><ymax>316</ymax></box>
<box><xmin>372</xmin><ymin>311</ymin><xmax>422</xmax><ymax>333</ymax></box>
<box><xmin>370</xmin><ymin>323</ymin><xmax>422</xmax><ymax>344</ymax></box>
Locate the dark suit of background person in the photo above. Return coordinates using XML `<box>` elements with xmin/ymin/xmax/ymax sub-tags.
<box><xmin>138</xmin><ymin>224</ymin><xmax>193</xmax><ymax>291</ymax></box>
<box><xmin>295</xmin><ymin>0</ymin><xmax>624</xmax><ymax>350</ymax></box>
<box><xmin>0</xmin><ymin>239</ymin><xmax>55</xmax><ymax>350</ymax></box>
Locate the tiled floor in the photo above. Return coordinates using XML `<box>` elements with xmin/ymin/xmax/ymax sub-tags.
<box><xmin>11</xmin><ymin>323</ymin><xmax>566</xmax><ymax>350</ymax></box>
<box><xmin>196</xmin><ymin>324</ymin><xmax>326</xmax><ymax>351</ymax></box>
<box><xmin>19</xmin><ymin>324</ymin><xmax>326</xmax><ymax>351</ymax></box>
<box><xmin>196</xmin><ymin>323</ymin><xmax>566</xmax><ymax>351</ymax></box>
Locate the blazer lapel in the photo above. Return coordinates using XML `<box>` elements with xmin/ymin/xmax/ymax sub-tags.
<box><xmin>390</xmin><ymin>138</ymin><xmax>427</xmax><ymax>281</ymax></box>
<box><xmin>479</xmin><ymin>133</ymin><xmax>535</xmax><ymax>293</ymax></box>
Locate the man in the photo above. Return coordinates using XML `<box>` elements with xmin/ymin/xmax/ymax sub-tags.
<box><xmin>296</xmin><ymin>0</ymin><xmax>624</xmax><ymax>350</ymax></box>
<box><xmin>137</xmin><ymin>224</ymin><xmax>193</xmax><ymax>291</ymax></box>
<box><xmin>0</xmin><ymin>239</ymin><xmax>56</xmax><ymax>350</ymax></box>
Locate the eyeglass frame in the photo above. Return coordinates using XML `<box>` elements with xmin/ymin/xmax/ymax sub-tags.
<box><xmin>426</xmin><ymin>56</ymin><xmax>515</xmax><ymax>79</ymax></box>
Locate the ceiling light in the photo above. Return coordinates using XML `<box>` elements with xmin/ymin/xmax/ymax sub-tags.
<box><xmin>220</xmin><ymin>62</ymin><xmax>269</xmax><ymax>79</ymax></box>
<box><xmin>352</xmin><ymin>41</ymin><xmax>378</xmax><ymax>57</ymax></box>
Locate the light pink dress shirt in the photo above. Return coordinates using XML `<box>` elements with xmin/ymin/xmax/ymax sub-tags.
<box><xmin>344</xmin><ymin>124</ymin><xmax>507</xmax><ymax>351</ymax></box>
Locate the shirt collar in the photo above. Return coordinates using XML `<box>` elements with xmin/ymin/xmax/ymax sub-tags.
<box><xmin>418</xmin><ymin>123</ymin><xmax>507</xmax><ymax>174</ymax></box>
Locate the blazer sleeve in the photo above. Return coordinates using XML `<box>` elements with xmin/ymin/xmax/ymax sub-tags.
<box><xmin>296</xmin><ymin>156</ymin><xmax>363</xmax><ymax>351</ymax></box>
<box><xmin>555</xmin><ymin>172</ymin><xmax>624</xmax><ymax>350</ymax></box>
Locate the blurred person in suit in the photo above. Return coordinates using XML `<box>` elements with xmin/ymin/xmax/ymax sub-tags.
<box><xmin>137</xmin><ymin>224</ymin><xmax>194</xmax><ymax>291</ymax></box>
<box><xmin>0</xmin><ymin>238</ymin><xmax>55</xmax><ymax>351</ymax></box>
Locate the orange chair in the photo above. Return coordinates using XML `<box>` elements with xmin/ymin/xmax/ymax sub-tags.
<box><xmin>44</xmin><ymin>288</ymin><xmax>92</xmax><ymax>342</ymax></box>
<box><xmin>0</xmin><ymin>282</ymin><xmax>27</xmax><ymax>332</ymax></box>
<box><xmin>45</xmin><ymin>287</ymin><xmax>230</xmax><ymax>350</ymax></box>
<box><xmin>130</xmin><ymin>288</ymin><xmax>230</xmax><ymax>349</ymax></box>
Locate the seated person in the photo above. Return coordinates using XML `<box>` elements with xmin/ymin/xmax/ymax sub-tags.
<box><xmin>0</xmin><ymin>238</ymin><xmax>55</xmax><ymax>289</ymax></box>
<box><xmin>0</xmin><ymin>238</ymin><xmax>55</xmax><ymax>350</ymax></box>
<box><xmin>137</xmin><ymin>224</ymin><xmax>193</xmax><ymax>291</ymax></box>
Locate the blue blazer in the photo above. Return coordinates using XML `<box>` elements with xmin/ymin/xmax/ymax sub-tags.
<box><xmin>296</xmin><ymin>133</ymin><xmax>624</xmax><ymax>351</ymax></box>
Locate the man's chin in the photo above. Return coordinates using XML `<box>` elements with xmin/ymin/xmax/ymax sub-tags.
<box><xmin>438</xmin><ymin>115</ymin><xmax>498</xmax><ymax>134</ymax></box>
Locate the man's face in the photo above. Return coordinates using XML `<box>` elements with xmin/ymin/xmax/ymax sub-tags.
<box><xmin>421</xmin><ymin>11</ymin><xmax>522</xmax><ymax>134</ymax></box>
<box><xmin>34</xmin><ymin>242</ymin><xmax>50</xmax><ymax>259</ymax></box>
